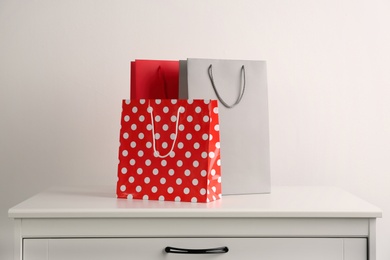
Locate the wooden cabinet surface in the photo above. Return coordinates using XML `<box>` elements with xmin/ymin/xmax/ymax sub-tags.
<box><xmin>9</xmin><ymin>186</ymin><xmax>381</xmax><ymax>260</ymax></box>
<box><xmin>24</xmin><ymin>237</ymin><xmax>367</xmax><ymax>260</ymax></box>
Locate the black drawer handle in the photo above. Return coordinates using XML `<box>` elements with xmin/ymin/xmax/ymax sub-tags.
<box><xmin>165</xmin><ymin>246</ymin><xmax>229</xmax><ymax>254</ymax></box>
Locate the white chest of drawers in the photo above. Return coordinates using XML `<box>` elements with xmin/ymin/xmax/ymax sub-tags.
<box><xmin>8</xmin><ymin>186</ymin><xmax>381</xmax><ymax>260</ymax></box>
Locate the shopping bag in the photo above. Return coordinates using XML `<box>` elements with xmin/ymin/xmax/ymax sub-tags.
<box><xmin>185</xmin><ymin>58</ymin><xmax>270</xmax><ymax>195</ymax></box>
<box><xmin>130</xmin><ymin>60</ymin><xmax>179</xmax><ymax>99</ymax></box>
<box><xmin>178</xmin><ymin>60</ymin><xmax>189</xmax><ymax>99</ymax></box>
<box><xmin>117</xmin><ymin>99</ymin><xmax>221</xmax><ymax>203</ymax></box>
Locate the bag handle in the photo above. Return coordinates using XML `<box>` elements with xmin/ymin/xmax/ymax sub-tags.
<box><xmin>165</xmin><ymin>246</ymin><xmax>229</xmax><ymax>254</ymax></box>
<box><xmin>207</xmin><ymin>64</ymin><xmax>246</xmax><ymax>109</ymax></box>
<box><xmin>157</xmin><ymin>66</ymin><xmax>169</xmax><ymax>99</ymax></box>
<box><xmin>148</xmin><ymin>103</ymin><xmax>184</xmax><ymax>158</ymax></box>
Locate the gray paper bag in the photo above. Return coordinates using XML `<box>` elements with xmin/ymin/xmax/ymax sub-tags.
<box><xmin>186</xmin><ymin>58</ymin><xmax>270</xmax><ymax>195</ymax></box>
<box><xmin>179</xmin><ymin>60</ymin><xmax>189</xmax><ymax>99</ymax></box>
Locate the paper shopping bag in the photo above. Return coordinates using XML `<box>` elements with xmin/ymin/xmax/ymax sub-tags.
<box><xmin>130</xmin><ymin>60</ymin><xmax>179</xmax><ymax>99</ymax></box>
<box><xmin>178</xmin><ymin>60</ymin><xmax>189</xmax><ymax>99</ymax></box>
<box><xmin>117</xmin><ymin>99</ymin><xmax>221</xmax><ymax>203</ymax></box>
<box><xmin>185</xmin><ymin>58</ymin><xmax>270</xmax><ymax>195</ymax></box>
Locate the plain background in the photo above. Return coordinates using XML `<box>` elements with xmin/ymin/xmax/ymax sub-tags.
<box><xmin>1</xmin><ymin>0</ymin><xmax>389</xmax><ymax>259</ymax></box>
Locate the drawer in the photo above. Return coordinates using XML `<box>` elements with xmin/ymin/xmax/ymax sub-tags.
<box><xmin>24</xmin><ymin>237</ymin><xmax>366</xmax><ymax>260</ymax></box>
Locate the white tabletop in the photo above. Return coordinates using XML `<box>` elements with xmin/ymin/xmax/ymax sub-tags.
<box><xmin>8</xmin><ymin>186</ymin><xmax>382</xmax><ymax>219</ymax></box>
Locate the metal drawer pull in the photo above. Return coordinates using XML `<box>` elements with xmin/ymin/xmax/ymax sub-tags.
<box><xmin>165</xmin><ymin>246</ymin><xmax>229</xmax><ymax>254</ymax></box>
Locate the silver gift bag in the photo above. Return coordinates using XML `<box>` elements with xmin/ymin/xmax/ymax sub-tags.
<box><xmin>179</xmin><ymin>60</ymin><xmax>189</xmax><ymax>99</ymax></box>
<box><xmin>185</xmin><ymin>58</ymin><xmax>270</xmax><ymax>195</ymax></box>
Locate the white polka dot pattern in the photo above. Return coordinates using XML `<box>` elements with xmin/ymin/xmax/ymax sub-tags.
<box><xmin>117</xmin><ymin>99</ymin><xmax>221</xmax><ymax>203</ymax></box>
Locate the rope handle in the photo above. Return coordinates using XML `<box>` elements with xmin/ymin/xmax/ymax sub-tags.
<box><xmin>207</xmin><ymin>64</ymin><xmax>246</xmax><ymax>109</ymax></box>
<box><xmin>157</xmin><ymin>66</ymin><xmax>169</xmax><ymax>99</ymax></box>
<box><xmin>148</xmin><ymin>103</ymin><xmax>184</xmax><ymax>158</ymax></box>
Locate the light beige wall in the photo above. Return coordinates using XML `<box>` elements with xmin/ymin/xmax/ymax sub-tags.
<box><xmin>1</xmin><ymin>0</ymin><xmax>389</xmax><ymax>259</ymax></box>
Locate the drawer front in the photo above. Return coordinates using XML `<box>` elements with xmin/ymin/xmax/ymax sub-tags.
<box><xmin>24</xmin><ymin>237</ymin><xmax>366</xmax><ymax>260</ymax></box>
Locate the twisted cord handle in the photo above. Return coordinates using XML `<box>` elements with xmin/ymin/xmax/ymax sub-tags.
<box><xmin>148</xmin><ymin>104</ymin><xmax>184</xmax><ymax>158</ymax></box>
<box><xmin>207</xmin><ymin>64</ymin><xmax>246</xmax><ymax>109</ymax></box>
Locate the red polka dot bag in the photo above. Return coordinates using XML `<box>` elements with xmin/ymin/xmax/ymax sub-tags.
<box><xmin>117</xmin><ymin>99</ymin><xmax>221</xmax><ymax>203</ymax></box>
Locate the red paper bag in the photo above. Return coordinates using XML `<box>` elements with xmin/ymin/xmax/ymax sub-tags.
<box><xmin>131</xmin><ymin>60</ymin><xmax>179</xmax><ymax>99</ymax></box>
<box><xmin>117</xmin><ymin>99</ymin><xmax>221</xmax><ymax>203</ymax></box>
